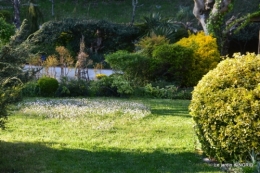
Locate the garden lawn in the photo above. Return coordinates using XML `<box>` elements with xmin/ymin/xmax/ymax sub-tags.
<box><xmin>0</xmin><ymin>98</ymin><xmax>222</xmax><ymax>173</ymax></box>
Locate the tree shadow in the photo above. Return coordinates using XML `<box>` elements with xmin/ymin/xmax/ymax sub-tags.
<box><xmin>151</xmin><ymin>108</ymin><xmax>192</xmax><ymax>118</ymax></box>
<box><xmin>0</xmin><ymin>141</ymin><xmax>221</xmax><ymax>173</ymax></box>
<box><xmin>142</xmin><ymin>99</ymin><xmax>192</xmax><ymax>118</ymax></box>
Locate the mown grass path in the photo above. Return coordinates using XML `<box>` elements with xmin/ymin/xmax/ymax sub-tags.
<box><xmin>0</xmin><ymin>98</ymin><xmax>222</xmax><ymax>173</ymax></box>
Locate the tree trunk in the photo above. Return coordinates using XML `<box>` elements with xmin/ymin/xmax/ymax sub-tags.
<box><xmin>13</xmin><ymin>0</ymin><xmax>21</xmax><ymax>29</ymax></box>
<box><xmin>60</xmin><ymin>56</ymin><xmax>64</xmax><ymax>77</ymax></box>
<box><xmin>130</xmin><ymin>0</ymin><xmax>138</xmax><ymax>26</ymax></box>
<box><xmin>258</xmin><ymin>29</ymin><xmax>260</xmax><ymax>54</ymax></box>
<box><xmin>51</xmin><ymin>0</ymin><xmax>54</xmax><ymax>16</ymax></box>
<box><xmin>193</xmin><ymin>0</ymin><xmax>233</xmax><ymax>35</ymax></box>
<box><xmin>193</xmin><ymin>0</ymin><xmax>208</xmax><ymax>34</ymax></box>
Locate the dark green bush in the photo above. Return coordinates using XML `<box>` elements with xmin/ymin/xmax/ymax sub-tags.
<box><xmin>105</xmin><ymin>40</ymin><xmax>194</xmax><ymax>86</ymax></box>
<box><xmin>55</xmin><ymin>77</ymin><xmax>90</xmax><ymax>97</ymax></box>
<box><xmin>139</xmin><ymin>83</ymin><xmax>192</xmax><ymax>99</ymax></box>
<box><xmin>151</xmin><ymin>44</ymin><xmax>194</xmax><ymax>85</ymax></box>
<box><xmin>90</xmin><ymin>74</ymin><xmax>133</xmax><ymax>97</ymax></box>
<box><xmin>189</xmin><ymin>53</ymin><xmax>260</xmax><ymax>162</ymax></box>
<box><xmin>22</xmin><ymin>80</ymin><xmax>40</xmax><ymax>97</ymax></box>
<box><xmin>0</xmin><ymin>17</ymin><xmax>15</xmax><ymax>47</ymax></box>
<box><xmin>37</xmin><ymin>77</ymin><xmax>59</xmax><ymax>97</ymax></box>
<box><xmin>0</xmin><ymin>78</ymin><xmax>22</xmax><ymax>129</ymax></box>
<box><xmin>90</xmin><ymin>75</ymin><xmax>118</xmax><ymax>97</ymax></box>
<box><xmin>105</xmin><ymin>50</ymin><xmax>149</xmax><ymax>85</ymax></box>
<box><xmin>111</xmin><ymin>75</ymin><xmax>133</xmax><ymax>96</ymax></box>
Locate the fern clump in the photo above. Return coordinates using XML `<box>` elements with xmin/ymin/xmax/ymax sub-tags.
<box><xmin>189</xmin><ymin>53</ymin><xmax>260</xmax><ymax>162</ymax></box>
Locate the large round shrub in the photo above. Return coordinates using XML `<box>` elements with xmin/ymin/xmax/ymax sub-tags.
<box><xmin>189</xmin><ymin>53</ymin><xmax>260</xmax><ymax>162</ymax></box>
<box><xmin>37</xmin><ymin>77</ymin><xmax>59</xmax><ymax>97</ymax></box>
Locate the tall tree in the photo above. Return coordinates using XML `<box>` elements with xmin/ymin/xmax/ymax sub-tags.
<box><xmin>193</xmin><ymin>0</ymin><xmax>232</xmax><ymax>35</ymax></box>
<box><xmin>26</xmin><ymin>0</ymin><xmax>44</xmax><ymax>33</ymax></box>
<box><xmin>193</xmin><ymin>0</ymin><xmax>260</xmax><ymax>55</ymax></box>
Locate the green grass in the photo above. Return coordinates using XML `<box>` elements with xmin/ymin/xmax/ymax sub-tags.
<box><xmin>0</xmin><ymin>98</ymin><xmax>222</xmax><ymax>173</ymax></box>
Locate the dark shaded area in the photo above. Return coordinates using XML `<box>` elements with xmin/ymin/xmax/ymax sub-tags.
<box><xmin>145</xmin><ymin>99</ymin><xmax>191</xmax><ymax>118</ymax></box>
<box><xmin>228</xmin><ymin>38</ymin><xmax>258</xmax><ymax>56</ymax></box>
<box><xmin>0</xmin><ymin>141</ymin><xmax>221</xmax><ymax>173</ymax></box>
<box><xmin>151</xmin><ymin>108</ymin><xmax>191</xmax><ymax>118</ymax></box>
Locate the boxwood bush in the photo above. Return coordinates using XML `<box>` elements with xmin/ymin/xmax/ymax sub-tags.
<box><xmin>37</xmin><ymin>77</ymin><xmax>59</xmax><ymax>97</ymax></box>
<box><xmin>189</xmin><ymin>53</ymin><xmax>260</xmax><ymax>162</ymax></box>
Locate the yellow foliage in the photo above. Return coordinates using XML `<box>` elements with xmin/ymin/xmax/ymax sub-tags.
<box><xmin>44</xmin><ymin>55</ymin><xmax>59</xmax><ymax>67</ymax></box>
<box><xmin>96</xmin><ymin>73</ymin><xmax>107</xmax><ymax>80</ymax></box>
<box><xmin>55</xmin><ymin>46</ymin><xmax>74</xmax><ymax>67</ymax></box>
<box><xmin>136</xmin><ymin>35</ymin><xmax>169</xmax><ymax>57</ymax></box>
<box><xmin>176</xmin><ymin>32</ymin><xmax>221</xmax><ymax>86</ymax></box>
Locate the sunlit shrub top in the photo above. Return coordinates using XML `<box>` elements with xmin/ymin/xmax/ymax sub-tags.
<box><xmin>176</xmin><ymin>32</ymin><xmax>220</xmax><ymax>86</ymax></box>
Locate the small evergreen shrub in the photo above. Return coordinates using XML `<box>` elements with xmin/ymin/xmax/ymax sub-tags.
<box><xmin>151</xmin><ymin>44</ymin><xmax>194</xmax><ymax>85</ymax></box>
<box><xmin>140</xmin><ymin>83</ymin><xmax>192</xmax><ymax>99</ymax></box>
<box><xmin>90</xmin><ymin>74</ymin><xmax>133</xmax><ymax>97</ymax></box>
<box><xmin>55</xmin><ymin>77</ymin><xmax>90</xmax><ymax>97</ymax></box>
<box><xmin>105</xmin><ymin>50</ymin><xmax>149</xmax><ymax>85</ymax></box>
<box><xmin>37</xmin><ymin>77</ymin><xmax>59</xmax><ymax>97</ymax></box>
<box><xmin>143</xmin><ymin>83</ymin><xmax>178</xmax><ymax>99</ymax></box>
<box><xmin>111</xmin><ymin>75</ymin><xmax>133</xmax><ymax>96</ymax></box>
<box><xmin>189</xmin><ymin>53</ymin><xmax>260</xmax><ymax>162</ymax></box>
<box><xmin>22</xmin><ymin>80</ymin><xmax>40</xmax><ymax>97</ymax></box>
<box><xmin>90</xmin><ymin>75</ymin><xmax>118</xmax><ymax>97</ymax></box>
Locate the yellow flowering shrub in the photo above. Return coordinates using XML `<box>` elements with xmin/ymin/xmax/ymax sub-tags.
<box><xmin>96</xmin><ymin>73</ymin><xmax>107</xmax><ymax>80</ymax></box>
<box><xmin>176</xmin><ymin>32</ymin><xmax>220</xmax><ymax>86</ymax></box>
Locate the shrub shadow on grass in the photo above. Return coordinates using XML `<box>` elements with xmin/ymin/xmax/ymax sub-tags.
<box><xmin>151</xmin><ymin>108</ymin><xmax>191</xmax><ymax>118</ymax></box>
<box><xmin>0</xmin><ymin>141</ymin><xmax>221</xmax><ymax>173</ymax></box>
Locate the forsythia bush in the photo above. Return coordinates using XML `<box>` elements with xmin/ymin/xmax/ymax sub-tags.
<box><xmin>189</xmin><ymin>53</ymin><xmax>260</xmax><ymax>162</ymax></box>
<box><xmin>176</xmin><ymin>32</ymin><xmax>220</xmax><ymax>86</ymax></box>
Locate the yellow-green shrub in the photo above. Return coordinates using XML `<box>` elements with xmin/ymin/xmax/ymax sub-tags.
<box><xmin>136</xmin><ymin>35</ymin><xmax>169</xmax><ymax>57</ymax></box>
<box><xmin>189</xmin><ymin>53</ymin><xmax>260</xmax><ymax>162</ymax></box>
<box><xmin>96</xmin><ymin>73</ymin><xmax>107</xmax><ymax>80</ymax></box>
<box><xmin>176</xmin><ymin>32</ymin><xmax>220</xmax><ymax>86</ymax></box>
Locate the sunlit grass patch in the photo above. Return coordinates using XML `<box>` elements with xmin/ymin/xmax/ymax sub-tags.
<box><xmin>0</xmin><ymin>98</ymin><xmax>222</xmax><ymax>173</ymax></box>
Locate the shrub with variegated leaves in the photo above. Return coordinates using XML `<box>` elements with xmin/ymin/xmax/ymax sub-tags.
<box><xmin>189</xmin><ymin>52</ymin><xmax>260</xmax><ymax>162</ymax></box>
